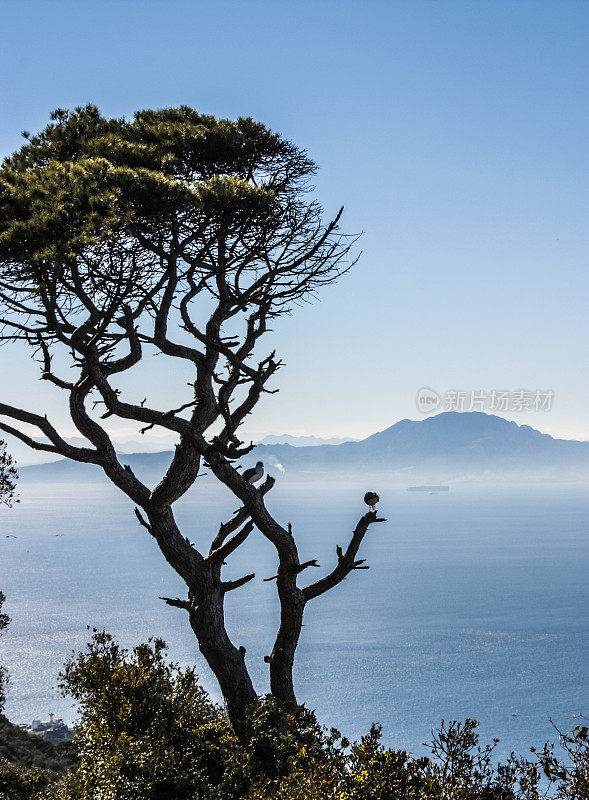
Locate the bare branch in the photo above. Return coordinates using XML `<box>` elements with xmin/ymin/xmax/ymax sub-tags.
<box><xmin>68</xmin><ymin>381</ymin><xmax>151</xmax><ymax>506</ymax></box>
<box><xmin>296</xmin><ymin>559</ymin><xmax>320</xmax><ymax>573</ymax></box>
<box><xmin>0</xmin><ymin>422</ymin><xmax>61</xmax><ymax>456</ymax></box>
<box><xmin>134</xmin><ymin>507</ymin><xmax>153</xmax><ymax>535</ymax></box>
<box><xmin>0</xmin><ymin>402</ymin><xmax>100</xmax><ymax>463</ymax></box>
<box><xmin>208</xmin><ymin>475</ymin><xmax>275</xmax><ymax>555</ymax></box>
<box><xmin>159</xmin><ymin>596</ymin><xmax>192</xmax><ymax>611</ymax></box>
<box><xmin>222</xmin><ymin>573</ymin><xmax>255</xmax><ymax>592</ymax></box>
<box><xmin>208</xmin><ymin>520</ymin><xmax>255</xmax><ymax>564</ymax></box>
<box><xmin>302</xmin><ymin>512</ymin><xmax>386</xmax><ymax>601</ymax></box>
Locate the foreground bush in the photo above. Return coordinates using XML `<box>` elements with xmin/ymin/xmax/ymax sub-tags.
<box><xmin>0</xmin><ymin>757</ymin><xmax>55</xmax><ymax>800</ymax></box>
<box><xmin>57</xmin><ymin>631</ymin><xmax>239</xmax><ymax>800</ymax></box>
<box><xmin>1</xmin><ymin>633</ymin><xmax>585</xmax><ymax>799</ymax></box>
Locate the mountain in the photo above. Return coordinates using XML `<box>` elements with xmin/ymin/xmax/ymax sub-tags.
<box><xmin>20</xmin><ymin>450</ymin><xmax>176</xmax><ymax>483</ymax></box>
<box><xmin>19</xmin><ymin>413</ymin><xmax>589</xmax><ymax>484</ymax></box>
<box><xmin>257</xmin><ymin>434</ymin><xmax>357</xmax><ymax>446</ymax></box>
<box><xmin>9</xmin><ymin>433</ymin><xmax>348</xmax><ymax>467</ymax></box>
<box><xmin>252</xmin><ymin>412</ymin><xmax>589</xmax><ymax>480</ymax></box>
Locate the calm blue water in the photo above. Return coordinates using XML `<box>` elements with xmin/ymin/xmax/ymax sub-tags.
<box><xmin>0</xmin><ymin>476</ymin><xmax>587</xmax><ymax>760</ymax></box>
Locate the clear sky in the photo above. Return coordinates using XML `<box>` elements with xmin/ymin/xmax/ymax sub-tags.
<box><xmin>0</xmin><ymin>0</ymin><xmax>587</xmax><ymax>448</ymax></box>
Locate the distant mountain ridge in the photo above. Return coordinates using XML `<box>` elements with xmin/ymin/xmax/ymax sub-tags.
<box><xmin>257</xmin><ymin>434</ymin><xmax>357</xmax><ymax>446</ymax></box>
<box><xmin>253</xmin><ymin>412</ymin><xmax>589</xmax><ymax>479</ymax></box>
<box><xmin>10</xmin><ymin>432</ymin><xmax>350</xmax><ymax>467</ymax></box>
<box><xmin>20</xmin><ymin>413</ymin><xmax>589</xmax><ymax>484</ymax></box>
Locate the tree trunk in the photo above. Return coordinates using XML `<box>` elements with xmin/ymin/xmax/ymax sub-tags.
<box><xmin>149</xmin><ymin>508</ymin><xmax>259</xmax><ymax>735</ymax></box>
<box><xmin>269</xmin><ymin>573</ymin><xmax>305</xmax><ymax>704</ymax></box>
<box><xmin>188</xmin><ymin>579</ymin><xmax>258</xmax><ymax>735</ymax></box>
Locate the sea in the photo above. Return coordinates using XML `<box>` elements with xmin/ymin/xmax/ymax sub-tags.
<box><xmin>0</xmin><ymin>474</ymin><xmax>587</xmax><ymax>762</ymax></box>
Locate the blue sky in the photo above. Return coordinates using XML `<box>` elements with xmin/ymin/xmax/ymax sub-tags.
<box><xmin>0</xmin><ymin>0</ymin><xmax>587</xmax><ymax>447</ymax></box>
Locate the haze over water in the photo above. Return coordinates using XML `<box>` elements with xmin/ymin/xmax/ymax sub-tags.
<box><xmin>1</xmin><ymin>475</ymin><xmax>586</xmax><ymax>761</ymax></box>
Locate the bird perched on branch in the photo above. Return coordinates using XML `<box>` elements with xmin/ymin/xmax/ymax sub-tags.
<box><xmin>364</xmin><ymin>491</ymin><xmax>379</xmax><ymax>512</ymax></box>
<box><xmin>242</xmin><ymin>461</ymin><xmax>264</xmax><ymax>485</ymax></box>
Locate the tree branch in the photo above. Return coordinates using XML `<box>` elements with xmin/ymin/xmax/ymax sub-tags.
<box><xmin>159</xmin><ymin>596</ymin><xmax>192</xmax><ymax>611</ymax></box>
<box><xmin>208</xmin><ymin>475</ymin><xmax>275</xmax><ymax>555</ymax></box>
<box><xmin>302</xmin><ymin>512</ymin><xmax>386</xmax><ymax>601</ymax></box>
<box><xmin>222</xmin><ymin>573</ymin><xmax>255</xmax><ymax>592</ymax></box>
<box><xmin>0</xmin><ymin>402</ymin><xmax>100</xmax><ymax>463</ymax></box>
<box><xmin>134</xmin><ymin>507</ymin><xmax>153</xmax><ymax>535</ymax></box>
<box><xmin>209</xmin><ymin>520</ymin><xmax>255</xmax><ymax>564</ymax></box>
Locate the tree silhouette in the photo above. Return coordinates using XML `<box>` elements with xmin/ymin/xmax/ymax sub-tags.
<box><xmin>0</xmin><ymin>106</ymin><xmax>384</xmax><ymax>731</ymax></box>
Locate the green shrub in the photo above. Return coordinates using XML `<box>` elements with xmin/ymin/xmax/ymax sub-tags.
<box><xmin>58</xmin><ymin>631</ymin><xmax>239</xmax><ymax>800</ymax></box>
<box><xmin>0</xmin><ymin>757</ymin><xmax>55</xmax><ymax>800</ymax></box>
<box><xmin>532</xmin><ymin>721</ymin><xmax>589</xmax><ymax>799</ymax></box>
<box><xmin>50</xmin><ymin>632</ymin><xmax>586</xmax><ymax>800</ymax></box>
